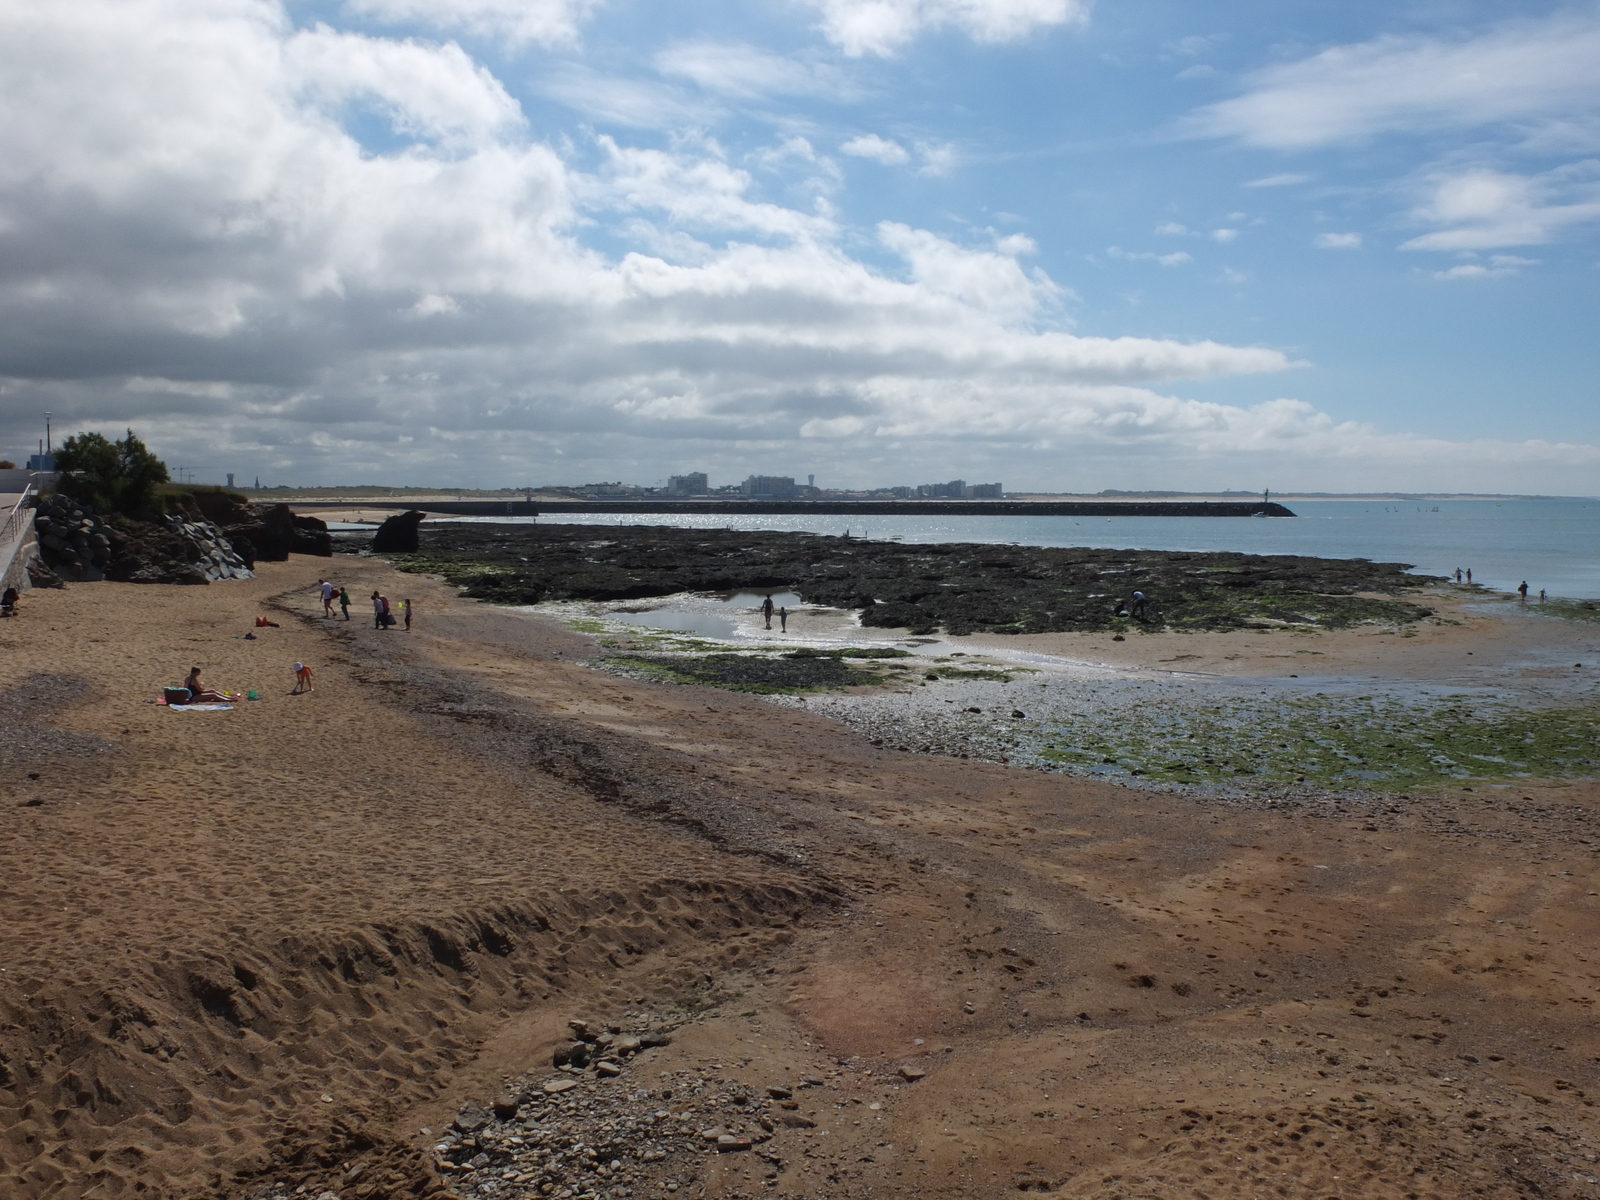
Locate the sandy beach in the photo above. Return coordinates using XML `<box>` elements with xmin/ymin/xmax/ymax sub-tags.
<box><xmin>3</xmin><ymin>555</ymin><xmax>1600</xmax><ymax>1199</ymax></box>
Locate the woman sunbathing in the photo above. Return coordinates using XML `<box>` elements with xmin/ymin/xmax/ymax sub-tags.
<box><xmin>182</xmin><ymin>667</ymin><xmax>232</xmax><ymax>704</ymax></box>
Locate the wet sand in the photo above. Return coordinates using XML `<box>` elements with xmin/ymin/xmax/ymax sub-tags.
<box><xmin>2</xmin><ymin>557</ymin><xmax>1599</xmax><ymax>1198</ymax></box>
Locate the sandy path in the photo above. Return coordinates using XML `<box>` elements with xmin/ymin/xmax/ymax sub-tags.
<box><xmin>2</xmin><ymin>557</ymin><xmax>1598</xmax><ymax>1199</ymax></box>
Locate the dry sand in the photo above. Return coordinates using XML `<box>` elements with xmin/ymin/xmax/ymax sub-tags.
<box><xmin>2</xmin><ymin>557</ymin><xmax>1599</xmax><ymax>1199</ymax></box>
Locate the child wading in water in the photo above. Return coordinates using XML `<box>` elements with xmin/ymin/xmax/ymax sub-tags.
<box><xmin>291</xmin><ymin>662</ymin><xmax>315</xmax><ymax>694</ymax></box>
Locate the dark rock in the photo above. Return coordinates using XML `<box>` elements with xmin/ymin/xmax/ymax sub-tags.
<box><xmin>764</xmin><ymin>1085</ymin><xmax>792</xmax><ymax>1100</ymax></box>
<box><xmin>453</xmin><ymin>1102</ymin><xmax>491</xmax><ymax>1133</ymax></box>
<box><xmin>26</xmin><ymin>558</ymin><xmax>63</xmax><ymax>588</ymax></box>
<box><xmin>639</xmin><ymin>1030</ymin><xmax>672</xmax><ymax>1048</ymax></box>
<box><xmin>777</xmin><ymin>1113</ymin><xmax>815</xmax><ymax>1128</ymax></box>
<box><xmin>372</xmin><ymin>510</ymin><xmax>427</xmax><ymax>554</ymax></box>
<box><xmin>491</xmin><ymin>1090</ymin><xmax>523</xmax><ymax>1119</ymax></box>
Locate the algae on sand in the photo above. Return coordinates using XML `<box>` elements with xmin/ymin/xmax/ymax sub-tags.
<box><xmin>603</xmin><ymin>652</ymin><xmax>887</xmax><ymax>694</ymax></box>
<box><xmin>1030</xmin><ymin>692</ymin><xmax>1600</xmax><ymax>794</ymax></box>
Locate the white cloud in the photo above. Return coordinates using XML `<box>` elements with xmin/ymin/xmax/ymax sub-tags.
<box><xmin>1108</xmin><ymin>248</ymin><xmax>1193</xmax><ymax>267</ymax></box>
<box><xmin>915</xmin><ymin>141</ymin><xmax>959</xmax><ymax>177</ymax></box>
<box><xmin>1314</xmin><ymin>232</ymin><xmax>1362</xmax><ymax>249</ymax></box>
<box><xmin>1401</xmin><ymin>167</ymin><xmax>1600</xmax><ymax>251</ymax></box>
<box><xmin>2</xmin><ymin>0</ymin><xmax>1592</xmax><ymax>494</ymax></box>
<box><xmin>1210</xmin><ymin>228</ymin><xmax>1238</xmax><ymax>243</ymax></box>
<box><xmin>1434</xmin><ymin>254</ymin><xmax>1538</xmax><ymax>280</ymax></box>
<box><xmin>1154</xmin><ymin>221</ymin><xmax>1189</xmax><ymax>235</ymax></box>
<box><xmin>286</xmin><ymin>24</ymin><xmax>523</xmax><ymax>144</ymax></box>
<box><xmin>1188</xmin><ymin>12</ymin><xmax>1600</xmax><ymax>149</ymax></box>
<box><xmin>1244</xmin><ymin>173</ymin><xmax>1310</xmax><ymax>188</ymax></box>
<box><xmin>806</xmin><ymin>0</ymin><xmax>1088</xmax><ymax>58</ymax></box>
<box><xmin>347</xmin><ymin>0</ymin><xmax>602</xmax><ymax>44</ymax></box>
<box><xmin>841</xmin><ymin>133</ymin><xmax>910</xmax><ymax>165</ymax></box>
<box><xmin>656</xmin><ymin>41</ymin><xmax>844</xmax><ymax>100</ymax></box>
<box><xmin>537</xmin><ymin>65</ymin><xmax>710</xmax><ymax>128</ymax></box>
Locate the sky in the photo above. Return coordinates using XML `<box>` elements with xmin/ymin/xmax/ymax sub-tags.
<box><xmin>0</xmin><ymin>0</ymin><xmax>1596</xmax><ymax>493</ymax></box>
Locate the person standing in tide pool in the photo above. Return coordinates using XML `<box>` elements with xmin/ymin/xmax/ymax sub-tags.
<box><xmin>761</xmin><ymin>594</ymin><xmax>775</xmax><ymax>629</ymax></box>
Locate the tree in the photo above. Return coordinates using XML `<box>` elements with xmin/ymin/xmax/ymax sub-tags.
<box><xmin>54</xmin><ymin>430</ymin><xmax>170</xmax><ymax>515</ymax></box>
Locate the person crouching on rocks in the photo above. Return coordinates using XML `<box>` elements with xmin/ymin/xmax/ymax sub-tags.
<box><xmin>183</xmin><ymin>666</ymin><xmax>231</xmax><ymax>703</ymax></box>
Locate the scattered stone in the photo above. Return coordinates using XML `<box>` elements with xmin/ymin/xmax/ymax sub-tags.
<box><xmin>962</xmin><ymin>1002</ymin><xmax>976</xmax><ymax>1014</ymax></box>
<box><xmin>541</xmin><ymin>1078</ymin><xmax>579</xmax><ymax>1095</ymax></box>
<box><xmin>898</xmin><ymin>1066</ymin><xmax>928</xmax><ymax>1082</ymax></box>
<box><xmin>453</xmin><ymin>1102</ymin><xmax>491</xmax><ymax>1133</ymax></box>
<box><xmin>595</xmin><ymin>1060</ymin><xmax>623</xmax><ymax>1078</ymax></box>
<box><xmin>776</xmin><ymin>1113</ymin><xmax>815</xmax><ymax>1129</ymax></box>
<box><xmin>764</xmin><ymin>1085</ymin><xmax>792</xmax><ymax>1100</ymax></box>
<box><xmin>490</xmin><ymin>1091</ymin><xmax>522</xmax><ymax>1120</ymax></box>
<box><xmin>716</xmin><ymin>1135</ymin><xmax>752</xmax><ymax>1152</ymax></box>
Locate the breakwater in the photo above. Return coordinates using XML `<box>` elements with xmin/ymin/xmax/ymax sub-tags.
<box><xmin>293</xmin><ymin>498</ymin><xmax>1296</xmax><ymax>518</ymax></box>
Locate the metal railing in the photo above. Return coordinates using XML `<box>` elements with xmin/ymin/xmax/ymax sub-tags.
<box><xmin>0</xmin><ymin>484</ymin><xmax>36</xmax><ymax>552</ymax></box>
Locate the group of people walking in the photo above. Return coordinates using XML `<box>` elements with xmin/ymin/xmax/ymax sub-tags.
<box><xmin>316</xmin><ymin>578</ymin><xmax>411</xmax><ymax>629</ymax></box>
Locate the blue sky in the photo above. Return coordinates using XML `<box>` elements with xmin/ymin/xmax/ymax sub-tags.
<box><xmin>0</xmin><ymin>0</ymin><xmax>1595</xmax><ymax>491</ymax></box>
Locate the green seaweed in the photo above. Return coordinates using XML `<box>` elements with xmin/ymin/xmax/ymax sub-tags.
<box><xmin>1030</xmin><ymin>694</ymin><xmax>1600</xmax><ymax>792</ymax></box>
<box><xmin>603</xmin><ymin>652</ymin><xmax>885</xmax><ymax>694</ymax></box>
<box><xmin>1540</xmin><ymin>598</ymin><xmax>1600</xmax><ymax>623</ymax></box>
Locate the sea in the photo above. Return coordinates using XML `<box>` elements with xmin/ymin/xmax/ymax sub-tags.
<box><xmin>478</xmin><ymin>497</ymin><xmax>1600</xmax><ymax>599</ymax></box>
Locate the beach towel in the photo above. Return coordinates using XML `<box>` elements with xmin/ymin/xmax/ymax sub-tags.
<box><xmin>166</xmin><ymin>703</ymin><xmax>234</xmax><ymax>711</ymax></box>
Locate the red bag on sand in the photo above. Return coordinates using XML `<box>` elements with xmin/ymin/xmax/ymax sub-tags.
<box><xmin>256</xmin><ymin>616</ymin><xmax>269</xmax><ymax>627</ymax></box>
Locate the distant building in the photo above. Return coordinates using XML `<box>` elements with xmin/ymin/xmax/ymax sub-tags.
<box><xmin>966</xmin><ymin>482</ymin><xmax>1003</xmax><ymax>498</ymax></box>
<box><xmin>888</xmin><ymin>486</ymin><xmax>913</xmax><ymax>498</ymax></box>
<box><xmin>26</xmin><ymin>452</ymin><xmax>54</xmax><ymax>470</ymax></box>
<box><xmin>740</xmin><ymin>474</ymin><xmax>797</xmax><ymax>499</ymax></box>
<box><xmin>667</xmin><ymin>472</ymin><xmax>709</xmax><ymax>496</ymax></box>
<box><xmin>226</xmin><ymin>473</ymin><xmax>235</xmax><ymax>489</ymax></box>
<box><xmin>917</xmin><ymin>479</ymin><xmax>965</xmax><ymax>498</ymax></box>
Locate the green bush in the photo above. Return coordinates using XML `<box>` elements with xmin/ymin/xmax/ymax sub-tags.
<box><xmin>54</xmin><ymin>430</ymin><xmax>171</xmax><ymax>516</ymax></box>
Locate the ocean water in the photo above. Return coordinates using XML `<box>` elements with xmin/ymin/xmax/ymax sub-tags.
<box><xmin>478</xmin><ymin>497</ymin><xmax>1600</xmax><ymax>599</ymax></box>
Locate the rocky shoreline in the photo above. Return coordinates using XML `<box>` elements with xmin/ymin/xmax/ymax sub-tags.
<box><xmin>393</xmin><ymin>523</ymin><xmax>1437</xmax><ymax>636</ymax></box>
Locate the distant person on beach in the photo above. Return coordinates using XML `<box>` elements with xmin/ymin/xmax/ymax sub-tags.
<box><xmin>182</xmin><ymin>666</ymin><xmax>230</xmax><ymax>703</ymax></box>
<box><xmin>1518</xmin><ymin>581</ymin><xmax>1529</xmax><ymax>600</ymax></box>
<box><xmin>1540</xmin><ymin>588</ymin><xmax>1546</xmax><ymax>603</ymax></box>
<box><xmin>338</xmin><ymin>587</ymin><xmax>351</xmax><ymax>620</ymax></box>
<box><xmin>372</xmin><ymin>590</ymin><xmax>387</xmax><ymax>629</ymax></box>
<box><xmin>403</xmin><ymin>598</ymin><xmax>412</xmax><ymax>630</ymax></box>
<box><xmin>1130</xmin><ymin>590</ymin><xmax>1148</xmax><ymax>620</ymax></box>
<box><xmin>291</xmin><ymin>661</ymin><xmax>314</xmax><ymax>694</ymax></box>
<box><xmin>1455</xmin><ymin>568</ymin><xmax>1463</xmax><ymax>583</ymax></box>
<box><xmin>1466</xmin><ymin>568</ymin><xmax>1472</xmax><ymax>583</ymax></box>
<box><xmin>1</xmin><ymin>586</ymin><xmax>17</xmax><ymax>617</ymax></box>
<box><xmin>319</xmin><ymin>579</ymin><xmax>335</xmax><ymax>617</ymax></box>
<box><xmin>762</xmin><ymin>594</ymin><xmax>775</xmax><ymax>629</ymax></box>
<box><xmin>778</xmin><ymin>605</ymin><xmax>788</xmax><ymax>633</ymax></box>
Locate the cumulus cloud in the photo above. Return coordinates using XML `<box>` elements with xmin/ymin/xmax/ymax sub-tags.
<box><xmin>1</xmin><ymin>0</ymin><xmax>1589</xmax><ymax>493</ymax></box>
<box><xmin>347</xmin><ymin>0</ymin><xmax>602</xmax><ymax>44</ymax></box>
<box><xmin>1314</xmin><ymin>232</ymin><xmax>1362</xmax><ymax>249</ymax></box>
<box><xmin>841</xmin><ymin>133</ymin><xmax>911</xmax><ymax>165</ymax></box>
<box><xmin>807</xmin><ymin>0</ymin><xmax>1088</xmax><ymax>57</ymax></box>
<box><xmin>1400</xmin><ymin>167</ymin><xmax>1600</xmax><ymax>251</ymax></box>
<box><xmin>1187</xmin><ymin>11</ymin><xmax>1600</xmax><ymax>149</ymax></box>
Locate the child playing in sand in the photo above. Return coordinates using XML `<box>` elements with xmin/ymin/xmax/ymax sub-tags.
<box><xmin>291</xmin><ymin>662</ymin><xmax>314</xmax><ymax>694</ymax></box>
<box><xmin>403</xmin><ymin>598</ymin><xmax>412</xmax><ymax>630</ymax></box>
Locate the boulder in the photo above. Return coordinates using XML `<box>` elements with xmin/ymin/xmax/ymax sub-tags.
<box><xmin>372</xmin><ymin>509</ymin><xmax>427</xmax><ymax>553</ymax></box>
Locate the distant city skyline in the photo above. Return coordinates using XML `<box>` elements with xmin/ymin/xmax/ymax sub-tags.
<box><xmin>0</xmin><ymin>2</ymin><xmax>1595</xmax><ymax>494</ymax></box>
